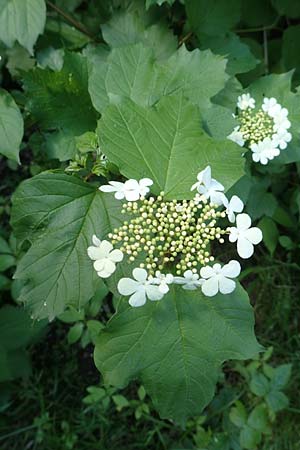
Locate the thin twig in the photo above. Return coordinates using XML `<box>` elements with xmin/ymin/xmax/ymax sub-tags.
<box><xmin>263</xmin><ymin>27</ymin><xmax>269</xmax><ymax>74</ymax></box>
<box><xmin>234</xmin><ymin>17</ymin><xmax>281</xmax><ymax>33</ymax></box>
<box><xmin>178</xmin><ymin>31</ymin><xmax>193</xmax><ymax>47</ymax></box>
<box><xmin>46</xmin><ymin>0</ymin><xmax>97</xmax><ymax>41</ymax></box>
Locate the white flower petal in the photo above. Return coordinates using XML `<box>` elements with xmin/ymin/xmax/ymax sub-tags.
<box><xmin>109</xmin><ymin>249</ymin><xmax>124</xmax><ymax>262</ymax></box>
<box><xmin>103</xmin><ymin>259</ymin><xmax>116</xmax><ymax>274</ymax></box>
<box><xmin>221</xmin><ymin>260</ymin><xmax>241</xmax><ymax>278</ymax></box>
<box><xmin>93</xmin><ymin>259</ymin><xmax>105</xmax><ymax>272</ymax></box>
<box><xmin>99</xmin><ymin>185</ymin><xmax>117</xmax><ymax>193</ymax></box>
<box><xmin>237</xmin><ymin>236</ymin><xmax>254</xmax><ymax>259</ymax></box>
<box><xmin>236</xmin><ymin>213</ymin><xmax>251</xmax><ymax>231</ymax></box>
<box><xmin>244</xmin><ymin>227</ymin><xmax>263</xmax><ymax>245</ymax></box>
<box><xmin>201</xmin><ymin>277</ymin><xmax>219</xmax><ymax>297</ymax></box>
<box><xmin>129</xmin><ymin>289</ymin><xmax>147</xmax><ymax>307</ymax></box>
<box><xmin>200</xmin><ymin>266</ymin><xmax>215</xmax><ymax>279</ymax></box>
<box><xmin>92</xmin><ymin>235</ymin><xmax>101</xmax><ymax>246</ymax></box>
<box><xmin>230</xmin><ymin>195</ymin><xmax>244</xmax><ymax>213</ymax></box>
<box><xmin>99</xmin><ymin>240</ymin><xmax>113</xmax><ymax>256</ymax></box>
<box><xmin>146</xmin><ymin>285</ymin><xmax>164</xmax><ymax>301</ymax></box>
<box><xmin>118</xmin><ymin>278</ymin><xmax>139</xmax><ymax>296</ymax></box>
<box><xmin>97</xmin><ymin>269</ymin><xmax>113</xmax><ymax>278</ymax></box>
<box><xmin>125</xmin><ymin>190</ymin><xmax>140</xmax><ymax>201</ymax></box>
<box><xmin>219</xmin><ymin>276</ymin><xmax>236</xmax><ymax>294</ymax></box>
<box><xmin>87</xmin><ymin>246</ymin><xmax>103</xmax><ymax>260</ymax></box>
<box><xmin>139</xmin><ymin>178</ymin><xmax>153</xmax><ymax>188</ymax></box>
<box><xmin>133</xmin><ymin>268</ymin><xmax>148</xmax><ymax>282</ymax></box>
<box><xmin>115</xmin><ymin>191</ymin><xmax>125</xmax><ymax>200</ymax></box>
<box><xmin>229</xmin><ymin>228</ymin><xmax>238</xmax><ymax>242</ymax></box>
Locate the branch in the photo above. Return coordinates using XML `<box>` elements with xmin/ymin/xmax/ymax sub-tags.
<box><xmin>46</xmin><ymin>0</ymin><xmax>99</xmax><ymax>42</ymax></box>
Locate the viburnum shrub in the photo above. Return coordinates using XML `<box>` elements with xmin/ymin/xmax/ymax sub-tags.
<box><xmin>2</xmin><ymin>0</ymin><xmax>300</xmax><ymax>426</ymax></box>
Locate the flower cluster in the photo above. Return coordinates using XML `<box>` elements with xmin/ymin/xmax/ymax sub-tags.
<box><xmin>88</xmin><ymin>167</ymin><xmax>262</xmax><ymax>307</ymax></box>
<box><xmin>228</xmin><ymin>94</ymin><xmax>292</xmax><ymax>165</ymax></box>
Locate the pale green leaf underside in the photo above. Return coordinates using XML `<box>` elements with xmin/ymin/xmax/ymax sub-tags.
<box><xmin>12</xmin><ymin>172</ymin><xmax>123</xmax><ymax>320</ymax></box>
<box><xmin>94</xmin><ymin>284</ymin><xmax>260</xmax><ymax>423</ymax></box>
<box><xmin>0</xmin><ymin>0</ymin><xmax>46</xmax><ymax>53</ymax></box>
<box><xmin>0</xmin><ymin>88</ymin><xmax>23</xmax><ymax>162</ymax></box>
<box><xmin>98</xmin><ymin>93</ymin><xmax>244</xmax><ymax>198</ymax></box>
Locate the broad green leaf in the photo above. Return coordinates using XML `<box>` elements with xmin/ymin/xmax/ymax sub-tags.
<box><xmin>229</xmin><ymin>401</ymin><xmax>247</xmax><ymax>428</ymax></box>
<box><xmin>258</xmin><ymin>217</ymin><xmax>279</xmax><ymax>255</ymax></box>
<box><xmin>22</xmin><ymin>52</ymin><xmax>97</xmax><ymax>135</ymax></box>
<box><xmin>45</xmin><ymin>130</ymin><xmax>77</xmax><ymax>161</ymax></box>
<box><xmin>0</xmin><ymin>305</ymin><xmax>44</xmax><ymax>350</ymax></box>
<box><xmin>0</xmin><ymin>89</ymin><xmax>23</xmax><ymax>162</ymax></box>
<box><xmin>282</xmin><ymin>25</ymin><xmax>300</xmax><ymax>83</ymax></box>
<box><xmin>155</xmin><ymin>45</ymin><xmax>229</xmax><ymax>110</ymax></box>
<box><xmin>270</xmin><ymin>364</ymin><xmax>292</xmax><ymax>390</ymax></box>
<box><xmin>250</xmin><ymin>373</ymin><xmax>270</xmax><ymax>397</ymax></box>
<box><xmin>6</xmin><ymin>44</ymin><xmax>35</xmax><ymax>77</ymax></box>
<box><xmin>12</xmin><ymin>172</ymin><xmax>123</xmax><ymax>320</ymax></box>
<box><xmin>240</xmin><ymin>425</ymin><xmax>261</xmax><ymax>449</ymax></box>
<box><xmin>247</xmin><ymin>404</ymin><xmax>269</xmax><ymax>432</ymax></box>
<box><xmin>271</xmin><ymin>0</ymin><xmax>300</xmax><ymax>18</ymax></box>
<box><xmin>89</xmin><ymin>43</ymin><xmax>229</xmax><ymax>113</ymax></box>
<box><xmin>241</xmin><ymin>0</ymin><xmax>277</xmax><ymax>27</ymax></box>
<box><xmin>98</xmin><ymin>93</ymin><xmax>245</xmax><ymax>199</ymax></box>
<box><xmin>199</xmin><ymin>33</ymin><xmax>258</xmax><ymax>76</ymax></box>
<box><xmin>266</xmin><ymin>390</ymin><xmax>289</xmax><ymax>412</ymax></box>
<box><xmin>0</xmin><ymin>347</ymin><xmax>31</xmax><ymax>382</ymax></box>
<box><xmin>67</xmin><ymin>322</ymin><xmax>84</xmax><ymax>344</ymax></box>
<box><xmin>185</xmin><ymin>0</ymin><xmax>241</xmax><ymax>36</ymax></box>
<box><xmin>0</xmin><ymin>0</ymin><xmax>46</xmax><ymax>53</ymax></box>
<box><xmin>94</xmin><ymin>284</ymin><xmax>260</xmax><ymax>423</ymax></box>
<box><xmin>88</xmin><ymin>43</ymin><xmax>157</xmax><ymax>112</ymax></box>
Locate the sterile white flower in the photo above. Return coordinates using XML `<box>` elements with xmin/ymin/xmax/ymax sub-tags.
<box><xmin>87</xmin><ymin>235</ymin><xmax>123</xmax><ymax>278</ymax></box>
<box><xmin>173</xmin><ymin>270</ymin><xmax>203</xmax><ymax>290</ymax></box>
<box><xmin>272</xmin><ymin>129</ymin><xmax>292</xmax><ymax>150</ymax></box>
<box><xmin>100</xmin><ymin>178</ymin><xmax>153</xmax><ymax>201</ymax></box>
<box><xmin>229</xmin><ymin>213</ymin><xmax>263</xmax><ymax>259</ymax></box>
<box><xmin>200</xmin><ymin>260</ymin><xmax>241</xmax><ymax>297</ymax></box>
<box><xmin>152</xmin><ymin>271</ymin><xmax>174</xmax><ymax>294</ymax></box>
<box><xmin>118</xmin><ymin>268</ymin><xmax>164</xmax><ymax>307</ymax></box>
<box><xmin>223</xmin><ymin>195</ymin><xmax>244</xmax><ymax>223</ymax></box>
<box><xmin>191</xmin><ymin>166</ymin><xmax>225</xmax><ymax>205</ymax></box>
<box><xmin>273</xmin><ymin>108</ymin><xmax>291</xmax><ymax>133</ymax></box>
<box><xmin>237</xmin><ymin>93</ymin><xmax>255</xmax><ymax>110</ymax></box>
<box><xmin>250</xmin><ymin>137</ymin><xmax>280</xmax><ymax>165</ymax></box>
<box><xmin>227</xmin><ymin>126</ymin><xmax>245</xmax><ymax>147</ymax></box>
<box><xmin>262</xmin><ymin>97</ymin><xmax>278</xmax><ymax>115</ymax></box>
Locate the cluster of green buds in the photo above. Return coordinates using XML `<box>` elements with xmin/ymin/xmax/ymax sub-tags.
<box><xmin>108</xmin><ymin>193</ymin><xmax>228</xmax><ymax>276</ymax></box>
<box><xmin>239</xmin><ymin>109</ymin><xmax>274</xmax><ymax>146</ymax></box>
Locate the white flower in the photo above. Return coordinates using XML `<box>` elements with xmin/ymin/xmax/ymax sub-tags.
<box><xmin>99</xmin><ymin>178</ymin><xmax>153</xmax><ymax>201</ymax></box>
<box><xmin>173</xmin><ymin>270</ymin><xmax>203</xmax><ymax>290</ymax></box>
<box><xmin>223</xmin><ymin>195</ymin><xmax>244</xmax><ymax>223</ymax></box>
<box><xmin>227</xmin><ymin>126</ymin><xmax>245</xmax><ymax>147</ymax></box>
<box><xmin>262</xmin><ymin>97</ymin><xmax>278</xmax><ymax>115</ymax></box>
<box><xmin>229</xmin><ymin>213</ymin><xmax>263</xmax><ymax>259</ymax></box>
<box><xmin>152</xmin><ymin>271</ymin><xmax>174</xmax><ymax>294</ymax></box>
<box><xmin>191</xmin><ymin>166</ymin><xmax>225</xmax><ymax>206</ymax></box>
<box><xmin>87</xmin><ymin>235</ymin><xmax>123</xmax><ymax>278</ymax></box>
<box><xmin>272</xmin><ymin>129</ymin><xmax>292</xmax><ymax>150</ymax></box>
<box><xmin>237</xmin><ymin>93</ymin><xmax>255</xmax><ymax>110</ymax></box>
<box><xmin>250</xmin><ymin>137</ymin><xmax>280</xmax><ymax>165</ymax></box>
<box><xmin>117</xmin><ymin>268</ymin><xmax>164</xmax><ymax>307</ymax></box>
<box><xmin>273</xmin><ymin>108</ymin><xmax>291</xmax><ymax>133</ymax></box>
<box><xmin>200</xmin><ymin>260</ymin><xmax>241</xmax><ymax>297</ymax></box>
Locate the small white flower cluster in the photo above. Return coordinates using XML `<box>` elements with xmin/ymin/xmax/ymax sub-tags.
<box><xmin>88</xmin><ymin>167</ymin><xmax>262</xmax><ymax>307</ymax></box>
<box><xmin>228</xmin><ymin>94</ymin><xmax>292</xmax><ymax>165</ymax></box>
